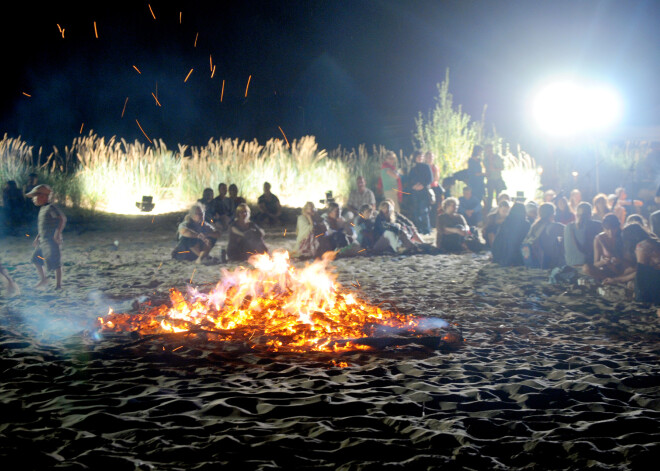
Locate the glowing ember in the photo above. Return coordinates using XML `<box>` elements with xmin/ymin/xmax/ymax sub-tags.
<box><xmin>98</xmin><ymin>250</ymin><xmax>443</xmax><ymax>352</ymax></box>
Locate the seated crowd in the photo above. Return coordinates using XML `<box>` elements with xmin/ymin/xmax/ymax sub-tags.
<box><xmin>173</xmin><ymin>148</ymin><xmax>659</xmax><ymax>304</ymax></box>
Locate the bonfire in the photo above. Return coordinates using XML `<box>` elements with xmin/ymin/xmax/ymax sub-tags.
<box><xmin>98</xmin><ymin>250</ymin><xmax>460</xmax><ymax>352</ymax></box>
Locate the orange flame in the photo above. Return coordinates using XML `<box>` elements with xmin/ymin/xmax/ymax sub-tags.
<box><xmin>99</xmin><ymin>250</ymin><xmax>419</xmax><ymax>352</ymax></box>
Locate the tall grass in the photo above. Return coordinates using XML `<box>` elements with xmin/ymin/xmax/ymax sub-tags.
<box><xmin>0</xmin><ymin>133</ymin><xmax>392</xmax><ymax>214</ymax></box>
<box><xmin>413</xmin><ymin>69</ymin><xmax>485</xmax><ymax>179</ymax></box>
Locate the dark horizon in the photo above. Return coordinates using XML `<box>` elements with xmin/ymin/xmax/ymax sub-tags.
<box><xmin>2</xmin><ymin>0</ymin><xmax>659</xmax><ymax>155</ymax></box>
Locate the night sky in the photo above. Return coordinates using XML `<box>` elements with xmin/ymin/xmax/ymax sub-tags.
<box><xmin>1</xmin><ymin>0</ymin><xmax>658</xmax><ymax>153</ymax></box>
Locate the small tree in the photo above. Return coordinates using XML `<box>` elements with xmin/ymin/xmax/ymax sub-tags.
<box><xmin>413</xmin><ymin>69</ymin><xmax>484</xmax><ymax>179</ymax></box>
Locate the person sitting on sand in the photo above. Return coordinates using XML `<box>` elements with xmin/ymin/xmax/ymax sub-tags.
<box><xmin>345</xmin><ymin>176</ymin><xmax>376</xmax><ymax>222</ymax></box>
<box><xmin>458</xmin><ymin>186</ymin><xmax>483</xmax><ymax>228</ymax></box>
<box><xmin>584</xmin><ymin>213</ymin><xmax>628</xmax><ymax>281</ymax></box>
<box><xmin>224</xmin><ymin>184</ymin><xmax>247</xmax><ymax>221</ymax></box>
<box><xmin>0</xmin><ymin>261</ymin><xmax>20</xmax><ymax>296</ymax></box>
<box><xmin>563</xmin><ymin>202</ymin><xmax>602</xmax><ymax>268</ymax></box>
<box><xmin>212</xmin><ymin>183</ymin><xmax>231</xmax><ymax>229</ymax></box>
<box><xmin>625</xmin><ymin>213</ymin><xmax>648</xmax><ymax>229</ymax></box>
<box><xmin>355</xmin><ymin>204</ymin><xmax>377</xmax><ymax>250</ymax></box>
<box><xmin>592</xmin><ymin>193</ymin><xmax>610</xmax><ymax>222</ymax></box>
<box><xmin>26</xmin><ymin>184</ymin><xmax>66</xmax><ymax>290</ymax></box>
<box><xmin>197</xmin><ymin>188</ymin><xmax>216</xmax><ymax>223</ymax></box>
<box><xmin>554</xmin><ymin>196</ymin><xmax>575</xmax><ymax>225</ymax></box>
<box><xmin>612</xmin><ymin>187</ymin><xmax>643</xmax><ymax>225</ymax></box>
<box><xmin>254</xmin><ymin>182</ymin><xmax>283</xmax><ymax>227</ymax></box>
<box><xmin>294</xmin><ymin>202</ymin><xmax>324</xmax><ymax>259</ymax></box>
<box><xmin>602</xmin><ymin>224</ymin><xmax>660</xmax><ymax>304</ymax></box>
<box><xmin>436</xmin><ymin>197</ymin><xmax>469</xmax><ymax>253</ymax></box>
<box><xmin>226</xmin><ymin>203</ymin><xmax>268</xmax><ymax>261</ymax></box>
<box><xmin>173</xmin><ymin>203</ymin><xmax>222</xmax><ymax>264</ymax></box>
<box><xmin>483</xmin><ymin>200</ymin><xmax>510</xmax><ymax>247</ymax></box>
<box><xmin>373</xmin><ymin>200</ymin><xmax>417</xmax><ymax>254</ymax></box>
<box><xmin>491</xmin><ymin>202</ymin><xmax>530</xmax><ymax>266</ymax></box>
<box><xmin>521</xmin><ymin>202</ymin><xmax>565</xmax><ymax>269</ymax></box>
<box><xmin>317</xmin><ymin>202</ymin><xmax>356</xmax><ymax>255</ymax></box>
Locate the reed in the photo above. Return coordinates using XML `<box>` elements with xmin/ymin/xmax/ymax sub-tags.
<box><xmin>0</xmin><ymin>133</ymin><xmax>391</xmax><ymax>214</ymax></box>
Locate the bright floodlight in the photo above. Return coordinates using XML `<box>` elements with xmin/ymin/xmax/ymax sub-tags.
<box><xmin>532</xmin><ymin>81</ymin><xmax>622</xmax><ymax>137</ymax></box>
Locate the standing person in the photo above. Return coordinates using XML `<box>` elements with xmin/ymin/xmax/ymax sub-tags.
<box><xmin>255</xmin><ymin>182</ymin><xmax>283</xmax><ymax>226</ymax></box>
<box><xmin>424</xmin><ymin>151</ymin><xmax>444</xmax><ymax>217</ymax></box>
<box><xmin>484</xmin><ymin>144</ymin><xmax>505</xmax><ymax>210</ymax></box>
<box><xmin>407</xmin><ymin>150</ymin><xmax>433</xmax><ymax>234</ymax></box>
<box><xmin>0</xmin><ymin>262</ymin><xmax>20</xmax><ymax>296</ymax></box>
<box><xmin>491</xmin><ymin>202</ymin><xmax>531</xmax><ymax>266</ymax></box>
<box><xmin>563</xmin><ymin>202</ymin><xmax>602</xmax><ymax>268</ymax></box>
<box><xmin>345</xmin><ymin>176</ymin><xmax>376</xmax><ymax>220</ymax></box>
<box><xmin>466</xmin><ymin>145</ymin><xmax>486</xmax><ymax>203</ymax></box>
<box><xmin>26</xmin><ymin>185</ymin><xmax>66</xmax><ymax>290</ymax></box>
<box><xmin>378</xmin><ymin>151</ymin><xmax>402</xmax><ymax>212</ymax></box>
<box><xmin>226</xmin><ymin>204</ymin><xmax>268</xmax><ymax>261</ymax></box>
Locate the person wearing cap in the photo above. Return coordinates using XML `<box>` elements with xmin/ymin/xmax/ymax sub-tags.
<box><xmin>26</xmin><ymin>184</ymin><xmax>66</xmax><ymax>289</ymax></box>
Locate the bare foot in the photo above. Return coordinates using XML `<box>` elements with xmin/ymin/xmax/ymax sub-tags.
<box><xmin>7</xmin><ymin>281</ymin><xmax>20</xmax><ymax>297</ymax></box>
<box><xmin>195</xmin><ymin>257</ymin><xmax>203</xmax><ymax>264</ymax></box>
<box><xmin>35</xmin><ymin>279</ymin><xmax>48</xmax><ymax>289</ymax></box>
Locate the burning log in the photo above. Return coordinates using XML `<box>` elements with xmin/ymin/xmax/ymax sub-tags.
<box><xmin>97</xmin><ymin>250</ymin><xmax>462</xmax><ymax>353</ymax></box>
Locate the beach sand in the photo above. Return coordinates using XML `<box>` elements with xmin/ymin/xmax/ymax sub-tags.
<box><xmin>1</xmin><ymin>212</ymin><xmax>658</xmax><ymax>470</ymax></box>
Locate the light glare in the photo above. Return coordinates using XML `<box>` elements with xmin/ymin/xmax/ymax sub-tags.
<box><xmin>533</xmin><ymin>81</ymin><xmax>622</xmax><ymax>137</ymax></box>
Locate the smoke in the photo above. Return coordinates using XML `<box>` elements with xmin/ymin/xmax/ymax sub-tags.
<box><xmin>417</xmin><ymin>318</ymin><xmax>450</xmax><ymax>330</ymax></box>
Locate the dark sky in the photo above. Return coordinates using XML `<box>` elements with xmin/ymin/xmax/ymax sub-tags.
<box><xmin>1</xmin><ymin>0</ymin><xmax>658</xmax><ymax>153</ymax></box>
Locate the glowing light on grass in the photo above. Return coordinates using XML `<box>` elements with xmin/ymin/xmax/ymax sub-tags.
<box><xmin>194</xmin><ymin>32</ymin><xmax>198</xmax><ymax>47</ymax></box>
<box><xmin>221</xmin><ymin>80</ymin><xmax>225</xmax><ymax>102</ymax></box>
<box><xmin>133</xmin><ymin>65</ymin><xmax>141</xmax><ymax>74</ymax></box>
<box><xmin>532</xmin><ymin>81</ymin><xmax>622</xmax><ymax>137</ymax></box>
<box><xmin>22</xmin><ymin>92</ymin><xmax>31</xmax><ymax>97</ymax></box>
<box><xmin>93</xmin><ymin>21</ymin><xmax>98</xmax><ymax>39</ymax></box>
<box><xmin>151</xmin><ymin>93</ymin><xmax>162</xmax><ymax>107</ymax></box>
<box><xmin>79</xmin><ymin>123</ymin><xmax>84</xmax><ymax>134</ymax></box>
<box><xmin>148</xmin><ymin>4</ymin><xmax>156</xmax><ymax>20</ymax></box>
<box><xmin>57</xmin><ymin>24</ymin><xmax>65</xmax><ymax>39</ymax></box>
<box><xmin>502</xmin><ymin>150</ymin><xmax>541</xmax><ymax>202</ymax></box>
